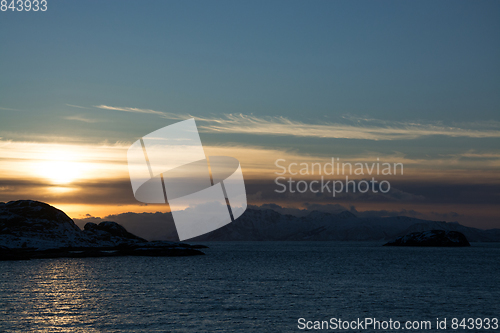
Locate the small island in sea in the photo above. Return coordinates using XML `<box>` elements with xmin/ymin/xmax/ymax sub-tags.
<box><xmin>384</xmin><ymin>230</ymin><xmax>471</xmax><ymax>247</ymax></box>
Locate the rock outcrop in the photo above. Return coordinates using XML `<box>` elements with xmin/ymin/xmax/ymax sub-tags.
<box><xmin>84</xmin><ymin>221</ymin><xmax>147</xmax><ymax>245</ymax></box>
<box><xmin>0</xmin><ymin>200</ymin><xmax>205</xmax><ymax>260</ymax></box>
<box><xmin>383</xmin><ymin>230</ymin><xmax>471</xmax><ymax>247</ymax></box>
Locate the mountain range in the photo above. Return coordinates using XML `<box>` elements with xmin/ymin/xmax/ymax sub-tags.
<box><xmin>188</xmin><ymin>208</ymin><xmax>500</xmax><ymax>242</ymax></box>
<box><xmin>2</xmin><ymin>201</ymin><xmax>499</xmax><ymax>249</ymax></box>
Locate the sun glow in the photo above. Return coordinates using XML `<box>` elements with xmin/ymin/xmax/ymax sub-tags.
<box><xmin>38</xmin><ymin>160</ymin><xmax>85</xmax><ymax>184</ymax></box>
<box><xmin>36</xmin><ymin>150</ymin><xmax>88</xmax><ymax>185</ymax></box>
<box><xmin>0</xmin><ymin>141</ymin><xmax>132</xmax><ymax>187</ymax></box>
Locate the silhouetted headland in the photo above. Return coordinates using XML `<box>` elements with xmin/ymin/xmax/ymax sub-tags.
<box><xmin>0</xmin><ymin>200</ymin><xmax>206</xmax><ymax>260</ymax></box>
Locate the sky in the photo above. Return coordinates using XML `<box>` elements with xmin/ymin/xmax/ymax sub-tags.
<box><xmin>1</xmin><ymin>0</ymin><xmax>499</xmax><ymax>229</ymax></box>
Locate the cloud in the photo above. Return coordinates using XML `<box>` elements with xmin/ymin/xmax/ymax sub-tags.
<box><xmin>197</xmin><ymin>113</ymin><xmax>500</xmax><ymax>140</ymax></box>
<box><xmin>94</xmin><ymin>104</ymin><xmax>187</xmax><ymax>120</ymax></box>
<box><xmin>255</xmin><ymin>178</ymin><xmax>427</xmax><ymax>202</ymax></box>
<box><xmin>66</xmin><ymin>104</ymin><xmax>92</xmax><ymax>109</ymax></box>
<box><xmin>93</xmin><ymin>104</ymin><xmax>500</xmax><ymax>140</ymax></box>
<box><xmin>64</xmin><ymin>115</ymin><xmax>103</xmax><ymax>123</ymax></box>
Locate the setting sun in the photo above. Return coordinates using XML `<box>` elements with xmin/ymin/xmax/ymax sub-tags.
<box><xmin>38</xmin><ymin>160</ymin><xmax>85</xmax><ymax>184</ymax></box>
<box><xmin>34</xmin><ymin>148</ymin><xmax>88</xmax><ymax>185</ymax></box>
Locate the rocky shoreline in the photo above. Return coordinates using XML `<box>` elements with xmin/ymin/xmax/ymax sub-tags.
<box><xmin>0</xmin><ymin>200</ymin><xmax>207</xmax><ymax>260</ymax></box>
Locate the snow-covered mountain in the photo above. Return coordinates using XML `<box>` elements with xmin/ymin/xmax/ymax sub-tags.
<box><xmin>188</xmin><ymin>208</ymin><xmax>500</xmax><ymax>242</ymax></box>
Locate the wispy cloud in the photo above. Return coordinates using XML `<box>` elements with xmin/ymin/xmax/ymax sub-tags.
<box><xmin>64</xmin><ymin>115</ymin><xmax>103</xmax><ymax>123</ymax></box>
<box><xmin>94</xmin><ymin>105</ymin><xmax>187</xmax><ymax>120</ymax></box>
<box><xmin>197</xmin><ymin>114</ymin><xmax>500</xmax><ymax>140</ymax></box>
<box><xmin>90</xmin><ymin>104</ymin><xmax>500</xmax><ymax>140</ymax></box>
<box><xmin>0</xmin><ymin>106</ymin><xmax>19</xmax><ymax>111</ymax></box>
<box><xmin>66</xmin><ymin>104</ymin><xmax>92</xmax><ymax>109</ymax></box>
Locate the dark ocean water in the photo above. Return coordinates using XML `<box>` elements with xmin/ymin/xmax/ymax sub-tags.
<box><xmin>1</xmin><ymin>242</ymin><xmax>499</xmax><ymax>332</ymax></box>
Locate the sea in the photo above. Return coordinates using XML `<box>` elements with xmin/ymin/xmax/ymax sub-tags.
<box><xmin>1</xmin><ymin>242</ymin><xmax>499</xmax><ymax>332</ymax></box>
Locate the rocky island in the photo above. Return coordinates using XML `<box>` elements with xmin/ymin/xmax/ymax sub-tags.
<box><xmin>384</xmin><ymin>230</ymin><xmax>471</xmax><ymax>247</ymax></box>
<box><xmin>0</xmin><ymin>200</ymin><xmax>206</xmax><ymax>260</ymax></box>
